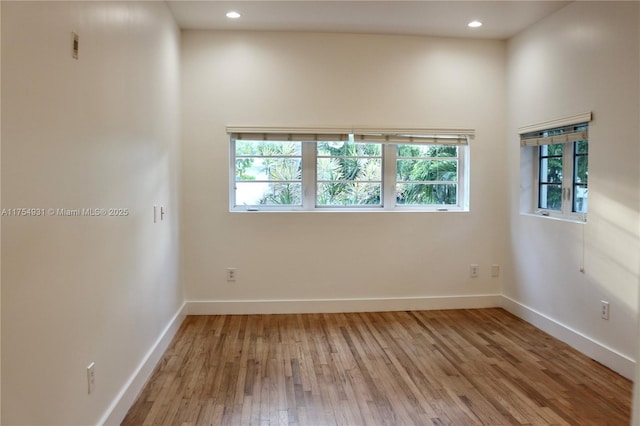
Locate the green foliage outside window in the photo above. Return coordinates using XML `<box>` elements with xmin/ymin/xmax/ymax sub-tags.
<box><xmin>235</xmin><ymin>141</ymin><xmax>302</xmax><ymax>206</ymax></box>
<box><xmin>396</xmin><ymin>145</ymin><xmax>458</xmax><ymax>205</ymax></box>
<box><xmin>316</xmin><ymin>141</ymin><xmax>381</xmax><ymax>206</ymax></box>
<box><xmin>234</xmin><ymin>140</ymin><xmax>460</xmax><ymax>207</ymax></box>
<box><xmin>539</xmin><ymin>144</ymin><xmax>563</xmax><ymax>210</ymax></box>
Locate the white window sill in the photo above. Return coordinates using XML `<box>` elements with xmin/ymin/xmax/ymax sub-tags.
<box><xmin>231</xmin><ymin>207</ymin><xmax>469</xmax><ymax>213</ymax></box>
<box><xmin>521</xmin><ymin>211</ymin><xmax>587</xmax><ymax>224</ymax></box>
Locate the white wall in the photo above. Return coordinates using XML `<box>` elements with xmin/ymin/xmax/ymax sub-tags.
<box><xmin>506</xmin><ymin>2</ymin><xmax>639</xmax><ymax>378</ymax></box>
<box><xmin>633</xmin><ymin>1</ymin><xmax>640</xmax><ymax>422</ymax></box>
<box><xmin>1</xmin><ymin>2</ymin><xmax>182</xmax><ymax>424</ymax></box>
<box><xmin>0</xmin><ymin>2</ymin><xmax>3</xmax><ymax>421</ymax></box>
<box><xmin>181</xmin><ymin>31</ymin><xmax>507</xmax><ymax>313</ymax></box>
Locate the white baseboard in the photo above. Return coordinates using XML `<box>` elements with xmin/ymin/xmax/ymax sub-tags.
<box><xmin>501</xmin><ymin>295</ymin><xmax>636</xmax><ymax>380</ymax></box>
<box><xmin>186</xmin><ymin>294</ymin><xmax>502</xmax><ymax>315</ymax></box>
<box><xmin>99</xmin><ymin>302</ymin><xmax>187</xmax><ymax>425</ymax></box>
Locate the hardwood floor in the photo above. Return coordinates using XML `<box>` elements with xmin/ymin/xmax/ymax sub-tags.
<box><xmin>122</xmin><ymin>309</ymin><xmax>631</xmax><ymax>425</ymax></box>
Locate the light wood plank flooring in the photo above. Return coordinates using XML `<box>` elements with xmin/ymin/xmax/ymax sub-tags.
<box><xmin>122</xmin><ymin>309</ymin><xmax>631</xmax><ymax>425</ymax></box>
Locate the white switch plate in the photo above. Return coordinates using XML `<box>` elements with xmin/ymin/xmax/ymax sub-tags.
<box><xmin>601</xmin><ymin>300</ymin><xmax>610</xmax><ymax>320</ymax></box>
<box><xmin>87</xmin><ymin>362</ymin><xmax>95</xmax><ymax>394</ymax></box>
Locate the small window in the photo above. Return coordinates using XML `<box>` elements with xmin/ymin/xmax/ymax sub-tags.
<box><xmin>521</xmin><ymin>122</ymin><xmax>589</xmax><ymax>221</ymax></box>
<box><xmin>229</xmin><ymin>128</ymin><xmax>472</xmax><ymax>212</ymax></box>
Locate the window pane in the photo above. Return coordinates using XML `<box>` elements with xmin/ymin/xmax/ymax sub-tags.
<box><xmin>575</xmin><ymin>140</ymin><xmax>588</xmax><ymax>154</ymax></box>
<box><xmin>317</xmin><ymin>182</ymin><xmax>381</xmax><ymax>206</ymax></box>
<box><xmin>574</xmin><ymin>185</ymin><xmax>588</xmax><ymax>213</ymax></box>
<box><xmin>397</xmin><ymin>145</ymin><xmax>457</xmax><ymax>158</ymax></box>
<box><xmin>235</xmin><ymin>182</ymin><xmax>302</xmax><ymax>206</ymax></box>
<box><xmin>541</xmin><ymin>144</ymin><xmax>563</xmax><ymax>157</ymax></box>
<box><xmin>574</xmin><ymin>156</ymin><xmax>588</xmax><ymax>184</ymax></box>
<box><xmin>236</xmin><ymin>158</ymin><xmax>301</xmax><ymax>181</ymax></box>
<box><xmin>236</xmin><ymin>140</ymin><xmax>301</xmax><ymax>156</ymax></box>
<box><xmin>540</xmin><ymin>157</ymin><xmax>563</xmax><ymax>183</ymax></box>
<box><xmin>398</xmin><ymin>145</ymin><xmax>427</xmax><ymax>158</ymax></box>
<box><xmin>539</xmin><ymin>184</ymin><xmax>562</xmax><ymax>210</ymax></box>
<box><xmin>396</xmin><ymin>184</ymin><xmax>457</xmax><ymax>205</ymax></box>
<box><xmin>317</xmin><ymin>158</ymin><xmax>381</xmax><ymax>181</ymax></box>
<box><xmin>397</xmin><ymin>160</ymin><xmax>457</xmax><ymax>182</ymax></box>
<box><xmin>317</xmin><ymin>141</ymin><xmax>381</xmax><ymax>157</ymax></box>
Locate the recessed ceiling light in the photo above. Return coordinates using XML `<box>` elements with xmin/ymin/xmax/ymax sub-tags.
<box><xmin>468</xmin><ymin>20</ymin><xmax>483</xmax><ymax>28</ymax></box>
<box><xmin>226</xmin><ymin>11</ymin><xmax>241</xmax><ymax>19</ymax></box>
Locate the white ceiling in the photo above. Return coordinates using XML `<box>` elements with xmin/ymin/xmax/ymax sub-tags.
<box><xmin>167</xmin><ymin>1</ymin><xmax>570</xmax><ymax>40</ymax></box>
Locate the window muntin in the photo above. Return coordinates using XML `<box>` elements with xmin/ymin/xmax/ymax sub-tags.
<box><xmin>230</xmin><ymin>130</ymin><xmax>470</xmax><ymax>212</ymax></box>
<box><xmin>234</xmin><ymin>140</ymin><xmax>302</xmax><ymax>207</ymax></box>
<box><xmin>396</xmin><ymin>145</ymin><xmax>459</xmax><ymax>206</ymax></box>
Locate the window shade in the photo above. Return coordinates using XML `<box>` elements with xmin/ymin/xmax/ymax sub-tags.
<box><xmin>227</xmin><ymin>126</ymin><xmax>474</xmax><ymax>146</ymax></box>
<box><xmin>520</xmin><ymin>129</ymin><xmax>588</xmax><ymax>147</ymax></box>
<box><xmin>518</xmin><ymin>112</ymin><xmax>591</xmax><ymax>146</ymax></box>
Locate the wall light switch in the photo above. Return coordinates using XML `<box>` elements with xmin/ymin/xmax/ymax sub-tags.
<box><xmin>87</xmin><ymin>362</ymin><xmax>95</xmax><ymax>394</ymax></box>
<box><xmin>601</xmin><ymin>300</ymin><xmax>610</xmax><ymax>320</ymax></box>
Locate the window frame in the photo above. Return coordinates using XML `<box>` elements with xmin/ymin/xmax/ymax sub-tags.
<box><xmin>524</xmin><ymin>122</ymin><xmax>589</xmax><ymax>222</ymax></box>
<box><xmin>229</xmin><ymin>128</ymin><xmax>472</xmax><ymax>212</ymax></box>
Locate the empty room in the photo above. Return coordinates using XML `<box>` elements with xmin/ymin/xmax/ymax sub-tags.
<box><xmin>2</xmin><ymin>1</ymin><xmax>640</xmax><ymax>424</ymax></box>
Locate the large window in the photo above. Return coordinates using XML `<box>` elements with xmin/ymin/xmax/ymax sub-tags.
<box><xmin>230</xmin><ymin>128</ymin><xmax>471</xmax><ymax>211</ymax></box>
<box><xmin>521</xmin><ymin>121</ymin><xmax>589</xmax><ymax>220</ymax></box>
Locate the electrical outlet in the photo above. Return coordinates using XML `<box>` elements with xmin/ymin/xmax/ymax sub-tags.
<box><xmin>601</xmin><ymin>300</ymin><xmax>610</xmax><ymax>320</ymax></box>
<box><xmin>470</xmin><ymin>264</ymin><xmax>479</xmax><ymax>278</ymax></box>
<box><xmin>71</xmin><ymin>32</ymin><xmax>79</xmax><ymax>59</ymax></box>
<box><xmin>227</xmin><ymin>268</ymin><xmax>237</xmax><ymax>282</ymax></box>
<box><xmin>87</xmin><ymin>362</ymin><xmax>95</xmax><ymax>394</ymax></box>
<box><xmin>491</xmin><ymin>264</ymin><xmax>500</xmax><ymax>277</ymax></box>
